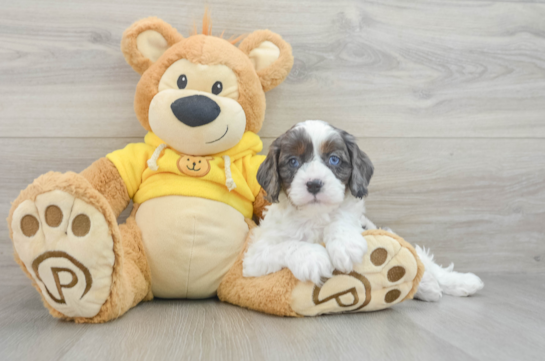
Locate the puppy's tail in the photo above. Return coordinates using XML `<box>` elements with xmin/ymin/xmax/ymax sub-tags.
<box><xmin>415</xmin><ymin>245</ymin><xmax>484</xmax><ymax>298</ymax></box>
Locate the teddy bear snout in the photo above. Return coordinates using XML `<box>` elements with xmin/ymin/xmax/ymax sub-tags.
<box><xmin>170</xmin><ymin>95</ymin><xmax>221</xmax><ymax>127</ymax></box>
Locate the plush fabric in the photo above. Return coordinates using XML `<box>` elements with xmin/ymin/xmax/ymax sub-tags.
<box><xmin>239</xmin><ymin>30</ymin><xmax>294</xmax><ymax>93</ymax></box>
<box><xmin>218</xmin><ymin>221</ymin><xmax>300</xmax><ymax>317</ymax></box>
<box><xmin>290</xmin><ymin>231</ymin><xmax>424</xmax><ymax>315</ymax></box>
<box><xmin>252</xmin><ymin>188</ymin><xmax>270</xmax><ymax>222</ymax></box>
<box><xmin>135</xmin><ymin>196</ymin><xmax>249</xmax><ymax>298</ymax></box>
<box><xmin>247</xmin><ymin>41</ymin><xmax>281</xmax><ymax>72</ymax></box>
<box><xmin>7</xmin><ymin>172</ymin><xmax>151</xmax><ymax>323</ymax></box>
<box><xmin>106</xmin><ymin>131</ymin><xmax>265</xmax><ymax>219</ymax></box>
<box><xmin>131</xmin><ymin>34</ymin><xmax>269</xmax><ymax>134</ymax></box>
<box><xmin>123</xmin><ymin>17</ymin><xmax>293</xmax><ymax>134</ymax></box>
<box><xmin>7</xmin><ymin>15</ymin><xmax>294</xmax><ymax>322</ymax></box>
<box><xmin>121</xmin><ymin>17</ymin><xmax>184</xmax><ymax>75</ymax></box>
<box><xmin>158</xmin><ymin>59</ymin><xmax>240</xmax><ymax>99</ymax></box>
<box><xmin>80</xmin><ymin>157</ymin><xmax>131</xmax><ymax>218</ymax></box>
<box><xmin>6</xmin><ymin>14</ymin><xmax>423</xmax><ymax>323</ymax></box>
<box><xmin>219</xmin><ymin>229</ymin><xmax>424</xmax><ymax>317</ymax></box>
<box><xmin>12</xmin><ymin>190</ymin><xmax>116</xmax><ymax>318</ymax></box>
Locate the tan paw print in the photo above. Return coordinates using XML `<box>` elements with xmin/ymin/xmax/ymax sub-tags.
<box><xmin>11</xmin><ymin>189</ymin><xmax>115</xmax><ymax>318</ymax></box>
<box><xmin>290</xmin><ymin>231</ymin><xmax>420</xmax><ymax>316</ymax></box>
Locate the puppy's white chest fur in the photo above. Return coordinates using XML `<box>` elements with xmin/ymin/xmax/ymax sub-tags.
<box><xmin>262</xmin><ymin>192</ymin><xmax>359</xmax><ymax>245</ymax></box>
<box><xmin>271</xmin><ymin>194</ymin><xmax>336</xmax><ymax>244</ymax></box>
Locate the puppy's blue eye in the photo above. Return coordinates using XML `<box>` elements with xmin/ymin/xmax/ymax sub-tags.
<box><xmin>329</xmin><ymin>156</ymin><xmax>341</xmax><ymax>166</ymax></box>
<box><xmin>288</xmin><ymin>158</ymin><xmax>299</xmax><ymax>167</ymax></box>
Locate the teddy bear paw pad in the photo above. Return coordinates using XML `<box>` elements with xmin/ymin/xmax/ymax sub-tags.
<box><xmin>11</xmin><ymin>190</ymin><xmax>115</xmax><ymax>318</ymax></box>
<box><xmin>290</xmin><ymin>231</ymin><xmax>419</xmax><ymax>316</ymax></box>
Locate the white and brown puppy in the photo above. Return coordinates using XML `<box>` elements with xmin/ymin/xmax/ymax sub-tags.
<box><xmin>243</xmin><ymin>120</ymin><xmax>484</xmax><ymax>301</ymax></box>
<box><xmin>243</xmin><ymin>120</ymin><xmax>373</xmax><ymax>285</ymax></box>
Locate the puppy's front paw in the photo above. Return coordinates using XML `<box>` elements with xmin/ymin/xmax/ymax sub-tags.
<box><xmin>286</xmin><ymin>245</ymin><xmax>333</xmax><ymax>286</ymax></box>
<box><xmin>326</xmin><ymin>232</ymin><xmax>368</xmax><ymax>273</ymax></box>
<box><xmin>242</xmin><ymin>254</ymin><xmax>262</xmax><ymax>278</ymax></box>
<box><xmin>242</xmin><ymin>252</ymin><xmax>282</xmax><ymax>278</ymax></box>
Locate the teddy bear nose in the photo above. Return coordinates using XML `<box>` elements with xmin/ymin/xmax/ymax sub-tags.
<box><xmin>170</xmin><ymin>95</ymin><xmax>221</xmax><ymax>127</ymax></box>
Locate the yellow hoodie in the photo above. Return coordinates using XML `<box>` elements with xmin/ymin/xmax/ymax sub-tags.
<box><xmin>106</xmin><ymin>132</ymin><xmax>265</xmax><ymax>219</ymax></box>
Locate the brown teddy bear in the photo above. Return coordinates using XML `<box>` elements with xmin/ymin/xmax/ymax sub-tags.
<box><xmin>7</xmin><ymin>14</ymin><xmax>423</xmax><ymax>323</ymax></box>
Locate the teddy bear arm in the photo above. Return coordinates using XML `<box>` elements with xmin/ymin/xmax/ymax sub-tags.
<box><xmin>252</xmin><ymin>188</ymin><xmax>270</xmax><ymax>223</ymax></box>
<box><xmin>80</xmin><ymin>157</ymin><xmax>131</xmax><ymax>218</ymax></box>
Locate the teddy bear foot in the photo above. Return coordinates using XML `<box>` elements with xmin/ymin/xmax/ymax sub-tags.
<box><xmin>8</xmin><ymin>172</ymin><xmax>119</xmax><ymax>319</ymax></box>
<box><xmin>219</xmin><ymin>229</ymin><xmax>425</xmax><ymax>317</ymax></box>
<box><xmin>290</xmin><ymin>230</ymin><xmax>424</xmax><ymax>316</ymax></box>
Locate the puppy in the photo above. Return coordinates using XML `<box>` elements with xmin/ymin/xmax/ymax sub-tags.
<box><xmin>243</xmin><ymin>120</ymin><xmax>484</xmax><ymax>301</ymax></box>
<box><xmin>243</xmin><ymin>120</ymin><xmax>373</xmax><ymax>285</ymax></box>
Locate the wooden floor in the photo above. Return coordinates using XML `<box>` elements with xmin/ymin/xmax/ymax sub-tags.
<box><xmin>0</xmin><ymin>272</ymin><xmax>543</xmax><ymax>361</ymax></box>
<box><xmin>1</xmin><ymin>0</ymin><xmax>544</xmax><ymax>360</ymax></box>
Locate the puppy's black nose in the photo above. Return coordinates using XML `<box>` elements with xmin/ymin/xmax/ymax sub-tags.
<box><xmin>171</xmin><ymin>95</ymin><xmax>220</xmax><ymax>127</ymax></box>
<box><xmin>306</xmin><ymin>180</ymin><xmax>323</xmax><ymax>195</ymax></box>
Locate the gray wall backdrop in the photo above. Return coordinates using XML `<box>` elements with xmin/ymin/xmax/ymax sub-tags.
<box><xmin>1</xmin><ymin>0</ymin><xmax>544</xmax><ymax>285</ymax></box>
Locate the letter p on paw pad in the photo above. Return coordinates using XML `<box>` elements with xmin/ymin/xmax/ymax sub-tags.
<box><xmin>10</xmin><ymin>190</ymin><xmax>115</xmax><ymax>318</ymax></box>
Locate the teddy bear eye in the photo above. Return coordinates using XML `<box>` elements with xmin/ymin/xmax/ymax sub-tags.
<box><xmin>177</xmin><ymin>75</ymin><xmax>188</xmax><ymax>89</ymax></box>
<box><xmin>212</xmin><ymin>81</ymin><xmax>222</xmax><ymax>95</ymax></box>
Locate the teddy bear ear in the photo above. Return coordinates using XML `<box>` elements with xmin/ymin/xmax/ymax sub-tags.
<box><xmin>238</xmin><ymin>30</ymin><xmax>294</xmax><ymax>92</ymax></box>
<box><xmin>121</xmin><ymin>17</ymin><xmax>183</xmax><ymax>74</ymax></box>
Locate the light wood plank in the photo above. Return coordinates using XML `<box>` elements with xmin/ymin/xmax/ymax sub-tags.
<box><xmin>0</xmin><ymin>137</ymin><xmax>543</xmax><ymax>274</ymax></box>
<box><xmin>0</xmin><ymin>274</ymin><xmax>544</xmax><ymax>361</ymax></box>
<box><xmin>0</xmin><ymin>0</ymin><xmax>544</xmax><ymax>138</ymax></box>
<box><xmin>399</xmin><ymin>273</ymin><xmax>545</xmax><ymax>361</ymax></box>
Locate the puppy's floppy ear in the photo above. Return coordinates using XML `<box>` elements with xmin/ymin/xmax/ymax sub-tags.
<box><xmin>239</xmin><ymin>30</ymin><xmax>294</xmax><ymax>92</ymax></box>
<box><xmin>257</xmin><ymin>139</ymin><xmax>282</xmax><ymax>203</ymax></box>
<box><xmin>341</xmin><ymin>131</ymin><xmax>374</xmax><ymax>198</ymax></box>
<box><xmin>121</xmin><ymin>17</ymin><xmax>184</xmax><ymax>74</ymax></box>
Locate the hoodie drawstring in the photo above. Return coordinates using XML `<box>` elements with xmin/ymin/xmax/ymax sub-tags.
<box><xmin>147</xmin><ymin>143</ymin><xmax>167</xmax><ymax>171</ymax></box>
<box><xmin>223</xmin><ymin>155</ymin><xmax>237</xmax><ymax>192</ymax></box>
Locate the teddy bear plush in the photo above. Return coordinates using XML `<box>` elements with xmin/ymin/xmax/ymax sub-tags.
<box><xmin>7</xmin><ymin>14</ymin><xmax>424</xmax><ymax>323</ymax></box>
